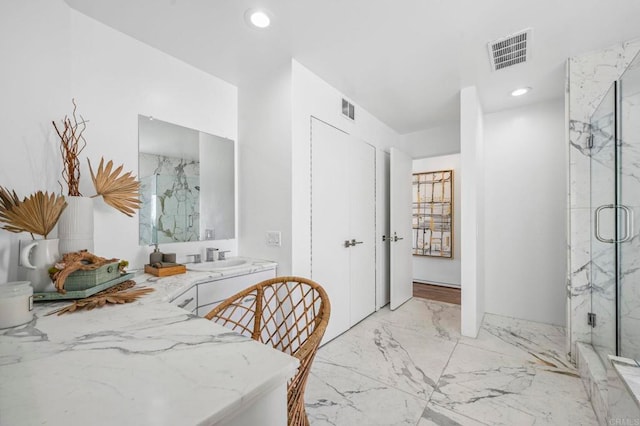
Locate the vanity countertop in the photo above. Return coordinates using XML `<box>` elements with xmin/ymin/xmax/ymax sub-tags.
<box><xmin>0</xmin><ymin>258</ymin><xmax>296</xmax><ymax>426</ymax></box>
<box><xmin>139</xmin><ymin>256</ymin><xmax>277</xmax><ymax>303</ymax></box>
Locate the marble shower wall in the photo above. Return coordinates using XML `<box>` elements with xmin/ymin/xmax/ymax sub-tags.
<box><xmin>139</xmin><ymin>153</ymin><xmax>200</xmax><ymax>244</ymax></box>
<box><xmin>567</xmin><ymin>39</ymin><xmax>640</xmax><ymax>363</ymax></box>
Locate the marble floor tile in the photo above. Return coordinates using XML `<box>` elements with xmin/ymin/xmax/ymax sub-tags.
<box><xmin>315</xmin><ymin>316</ymin><xmax>457</xmax><ymax>400</ymax></box>
<box><xmin>426</xmin><ymin>342</ymin><xmax>597</xmax><ymax>426</ymax></box>
<box><xmin>370</xmin><ymin>297</ymin><xmax>461</xmax><ymax>341</ymax></box>
<box><xmin>305</xmin><ymin>359</ymin><xmax>426</xmax><ymax>426</ymax></box>
<box><xmin>460</xmin><ymin>313</ymin><xmax>574</xmax><ymax>373</ymax></box>
<box><xmin>306</xmin><ymin>298</ymin><xmax>598</xmax><ymax>426</ymax></box>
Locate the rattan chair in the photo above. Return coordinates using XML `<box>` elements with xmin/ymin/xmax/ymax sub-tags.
<box><xmin>204</xmin><ymin>276</ymin><xmax>330</xmax><ymax>426</ymax></box>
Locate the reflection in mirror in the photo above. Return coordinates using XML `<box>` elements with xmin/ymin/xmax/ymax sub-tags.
<box><xmin>138</xmin><ymin>115</ymin><xmax>235</xmax><ymax>245</ymax></box>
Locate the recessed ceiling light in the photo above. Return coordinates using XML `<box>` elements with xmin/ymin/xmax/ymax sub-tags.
<box><xmin>245</xmin><ymin>9</ymin><xmax>271</xmax><ymax>28</ymax></box>
<box><xmin>511</xmin><ymin>87</ymin><xmax>531</xmax><ymax>97</ymax></box>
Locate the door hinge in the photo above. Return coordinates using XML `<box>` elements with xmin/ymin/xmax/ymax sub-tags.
<box><xmin>587</xmin><ymin>312</ymin><xmax>596</xmax><ymax>328</ymax></box>
<box><xmin>587</xmin><ymin>134</ymin><xmax>594</xmax><ymax>149</ymax></box>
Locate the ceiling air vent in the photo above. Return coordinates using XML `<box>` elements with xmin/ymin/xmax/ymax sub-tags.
<box><xmin>488</xmin><ymin>28</ymin><xmax>532</xmax><ymax>71</ymax></box>
<box><xmin>342</xmin><ymin>98</ymin><xmax>355</xmax><ymax>120</ymax></box>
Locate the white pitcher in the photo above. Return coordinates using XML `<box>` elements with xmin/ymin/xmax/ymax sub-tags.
<box><xmin>18</xmin><ymin>239</ymin><xmax>60</xmax><ymax>293</ymax></box>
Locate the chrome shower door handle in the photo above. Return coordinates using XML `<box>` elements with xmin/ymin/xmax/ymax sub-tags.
<box><xmin>595</xmin><ymin>204</ymin><xmax>634</xmax><ymax>243</ymax></box>
<box><xmin>595</xmin><ymin>204</ymin><xmax>615</xmax><ymax>243</ymax></box>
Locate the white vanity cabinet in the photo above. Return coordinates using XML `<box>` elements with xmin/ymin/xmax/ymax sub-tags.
<box><xmin>170</xmin><ymin>286</ymin><xmax>197</xmax><ymax>313</ymax></box>
<box><xmin>196</xmin><ymin>268</ymin><xmax>276</xmax><ymax>317</ymax></box>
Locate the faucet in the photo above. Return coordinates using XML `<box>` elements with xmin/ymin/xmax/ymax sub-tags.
<box><xmin>218</xmin><ymin>250</ymin><xmax>231</xmax><ymax>261</ymax></box>
<box><xmin>206</xmin><ymin>247</ymin><xmax>218</xmax><ymax>262</ymax></box>
<box><xmin>186</xmin><ymin>253</ymin><xmax>202</xmax><ymax>263</ymax></box>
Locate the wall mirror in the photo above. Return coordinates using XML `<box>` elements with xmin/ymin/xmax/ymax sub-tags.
<box><xmin>138</xmin><ymin>115</ymin><xmax>235</xmax><ymax>245</ymax></box>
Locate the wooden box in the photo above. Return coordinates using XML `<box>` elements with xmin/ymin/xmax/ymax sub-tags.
<box><xmin>144</xmin><ymin>263</ymin><xmax>187</xmax><ymax>277</ymax></box>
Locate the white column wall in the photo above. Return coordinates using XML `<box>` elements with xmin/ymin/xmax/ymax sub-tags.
<box><xmin>460</xmin><ymin>86</ymin><xmax>485</xmax><ymax>337</ymax></box>
<box><xmin>238</xmin><ymin>64</ymin><xmax>293</xmax><ymax>274</ymax></box>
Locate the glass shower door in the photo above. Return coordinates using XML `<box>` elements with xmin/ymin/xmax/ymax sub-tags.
<box><xmin>590</xmin><ymin>83</ymin><xmax>618</xmax><ymax>363</ymax></box>
<box><xmin>618</xmin><ymin>53</ymin><xmax>640</xmax><ymax>360</ymax></box>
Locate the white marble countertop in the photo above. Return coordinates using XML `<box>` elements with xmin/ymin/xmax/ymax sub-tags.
<box><xmin>610</xmin><ymin>356</ymin><xmax>640</xmax><ymax>409</ymax></box>
<box><xmin>0</xmin><ymin>258</ymin><xmax>296</xmax><ymax>426</ymax></box>
<box><xmin>137</xmin><ymin>257</ymin><xmax>277</xmax><ymax>303</ymax></box>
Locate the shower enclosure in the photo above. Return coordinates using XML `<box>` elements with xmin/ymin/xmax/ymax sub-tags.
<box><xmin>590</xmin><ymin>50</ymin><xmax>640</xmax><ymax>363</ymax></box>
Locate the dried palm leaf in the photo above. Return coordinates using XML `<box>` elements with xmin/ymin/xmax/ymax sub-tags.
<box><xmin>88</xmin><ymin>157</ymin><xmax>141</xmax><ymax>217</ymax></box>
<box><xmin>0</xmin><ymin>187</ymin><xmax>67</xmax><ymax>239</ymax></box>
<box><xmin>0</xmin><ymin>186</ymin><xmax>22</xmax><ymax>234</ymax></box>
<box><xmin>45</xmin><ymin>281</ymin><xmax>155</xmax><ymax>316</ymax></box>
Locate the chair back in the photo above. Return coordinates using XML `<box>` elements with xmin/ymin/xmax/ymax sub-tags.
<box><xmin>205</xmin><ymin>276</ymin><xmax>330</xmax><ymax>426</ymax></box>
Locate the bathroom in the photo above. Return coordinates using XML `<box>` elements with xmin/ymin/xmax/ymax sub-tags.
<box><xmin>2</xmin><ymin>0</ymin><xmax>640</xmax><ymax>424</ymax></box>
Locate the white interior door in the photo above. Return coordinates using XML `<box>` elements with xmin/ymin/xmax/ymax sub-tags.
<box><xmin>311</xmin><ymin>118</ymin><xmax>351</xmax><ymax>342</ymax></box>
<box><xmin>377</xmin><ymin>152</ymin><xmax>391</xmax><ymax>309</ymax></box>
<box><xmin>348</xmin><ymin>139</ymin><xmax>376</xmax><ymax>325</ymax></box>
<box><xmin>390</xmin><ymin>147</ymin><xmax>413</xmax><ymax>310</ymax></box>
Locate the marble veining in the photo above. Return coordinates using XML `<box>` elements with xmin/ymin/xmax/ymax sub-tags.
<box><xmin>137</xmin><ymin>257</ymin><xmax>277</xmax><ymax>304</ymax></box>
<box><xmin>306</xmin><ymin>298</ymin><xmax>597</xmax><ymax>426</ymax></box>
<box><xmin>139</xmin><ymin>152</ymin><xmax>200</xmax><ymax>244</ymax></box>
<box><xmin>567</xmin><ymin>38</ymin><xmax>640</xmax><ymax>363</ymax></box>
<box><xmin>610</xmin><ymin>357</ymin><xmax>640</xmax><ymax>408</ymax></box>
<box><xmin>0</xmin><ymin>259</ymin><xmax>294</xmax><ymax>426</ymax></box>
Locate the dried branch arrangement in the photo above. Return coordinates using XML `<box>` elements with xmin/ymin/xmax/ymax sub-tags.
<box><xmin>89</xmin><ymin>158</ymin><xmax>141</xmax><ymax>217</ymax></box>
<box><xmin>49</xmin><ymin>250</ymin><xmax>119</xmax><ymax>293</ymax></box>
<box><xmin>52</xmin><ymin>100</ymin><xmax>141</xmax><ymax>216</ymax></box>
<box><xmin>46</xmin><ymin>280</ymin><xmax>155</xmax><ymax>316</ymax></box>
<box><xmin>52</xmin><ymin>98</ymin><xmax>87</xmax><ymax>196</ymax></box>
<box><xmin>0</xmin><ymin>186</ymin><xmax>67</xmax><ymax>239</ymax></box>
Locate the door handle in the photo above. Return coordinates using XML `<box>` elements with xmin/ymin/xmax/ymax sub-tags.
<box><xmin>382</xmin><ymin>235</ymin><xmax>391</xmax><ymax>243</ymax></box>
<box><xmin>177</xmin><ymin>297</ymin><xmax>194</xmax><ymax>309</ymax></box>
<box><xmin>595</xmin><ymin>205</ymin><xmax>615</xmax><ymax>243</ymax></box>
<box><xmin>393</xmin><ymin>232</ymin><xmax>404</xmax><ymax>242</ymax></box>
<box><xmin>595</xmin><ymin>204</ymin><xmax>634</xmax><ymax>243</ymax></box>
<box><xmin>344</xmin><ymin>239</ymin><xmax>364</xmax><ymax>247</ymax></box>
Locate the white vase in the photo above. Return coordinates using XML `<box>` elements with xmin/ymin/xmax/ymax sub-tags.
<box><xmin>18</xmin><ymin>238</ymin><xmax>60</xmax><ymax>293</ymax></box>
<box><xmin>58</xmin><ymin>196</ymin><xmax>94</xmax><ymax>254</ymax></box>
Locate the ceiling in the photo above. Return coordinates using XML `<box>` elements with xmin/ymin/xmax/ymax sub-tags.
<box><xmin>65</xmin><ymin>0</ymin><xmax>640</xmax><ymax>134</ymax></box>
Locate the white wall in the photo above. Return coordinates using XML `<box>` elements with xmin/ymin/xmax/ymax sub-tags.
<box><xmin>403</xmin><ymin>122</ymin><xmax>461</xmax><ymax>159</ymax></box>
<box><xmin>0</xmin><ymin>2</ymin><xmax>238</xmax><ymax>282</ymax></box>
<box><xmin>291</xmin><ymin>60</ymin><xmax>400</xmax><ymax>307</ymax></box>
<box><xmin>412</xmin><ymin>154</ymin><xmax>461</xmax><ymax>287</ymax></box>
<box><xmin>70</xmin><ymin>10</ymin><xmax>237</xmax><ymax>268</ymax></box>
<box><xmin>0</xmin><ymin>0</ymin><xmax>70</xmax><ymax>282</ymax></box>
<box><xmin>238</xmin><ymin>64</ymin><xmax>293</xmax><ymax>273</ymax></box>
<box><xmin>460</xmin><ymin>86</ymin><xmax>485</xmax><ymax>337</ymax></box>
<box><xmin>484</xmin><ymin>99</ymin><xmax>566</xmax><ymax>326</ymax></box>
